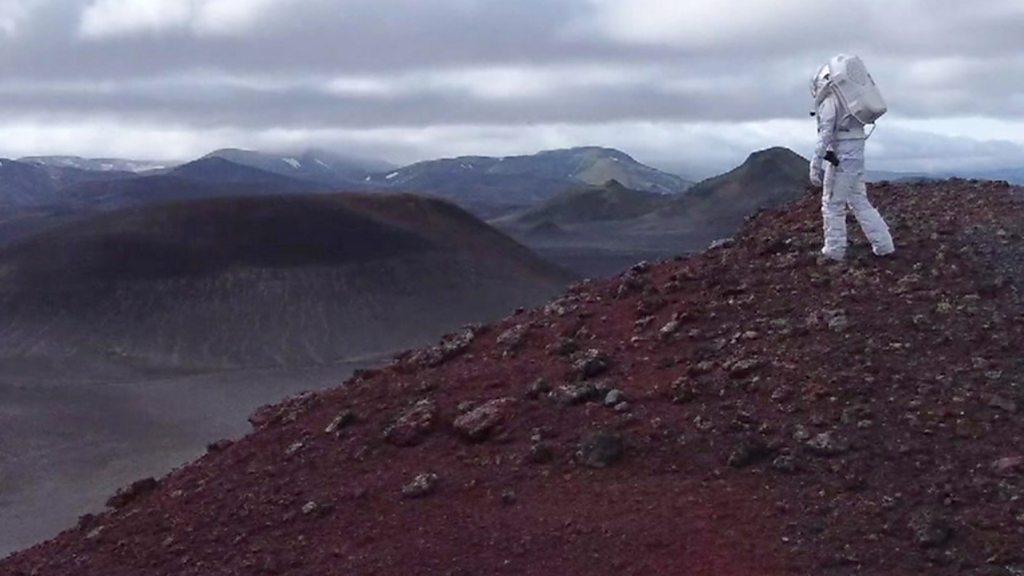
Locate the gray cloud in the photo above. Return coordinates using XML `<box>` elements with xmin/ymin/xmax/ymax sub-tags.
<box><xmin>1</xmin><ymin>0</ymin><xmax>1023</xmax><ymax>175</ymax></box>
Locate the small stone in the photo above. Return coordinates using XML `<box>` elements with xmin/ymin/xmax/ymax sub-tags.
<box><xmin>554</xmin><ymin>338</ymin><xmax>579</xmax><ymax>356</ymax></box>
<box><xmin>805</xmin><ymin>431</ymin><xmax>849</xmax><ymax>456</ymax></box>
<box><xmin>324</xmin><ymin>411</ymin><xmax>357</xmax><ymax>434</ymax></box>
<box><xmin>771</xmin><ymin>455</ymin><xmax>797</xmax><ymax>473</ymax></box>
<box><xmin>727</xmin><ymin>438</ymin><xmax>774</xmax><ymax>468</ymax></box>
<box><xmin>604</xmin><ymin>389</ymin><xmax>625</xmax><ymax>407</ymax></box>
<box><xmin>401</xmin><ymin>473</ymin><xmax>439</xmax><ymax>499</ymax></box>
<box><xmin>384</xmin><ymin>399</ymin><xmax>437</xmax><ymax>447</ymax></box>
<box><xmin>909</xmin><ymin>508</ymin><xmax>953</xmax><ymax>548</ymax></box>
<box><xmin>576</xmin><ymin>432</ymin><xmax>624</xmax><ymax>469</ymax></box>
<box><xmin>673</xmin><ymin>379</ymin><xmax>700</xmax><ymax>404</ymax></box>
<box><xmin>770</xmin><ymin>386</ymin><xmax>792</xmax><ymax>403</ymax></box>
<box><xmin>206</xmin><ymin>439</ymin><xmax>233</xmax><ymax>453</ymax></box>
<box><xmin>992</xmin><ymin>456</ymin><xmax>1024</xmax><ymax>475</ymax></box>
<box><xmin>613</xmin><ymin>401</ymin><xmax>631</xmax><ymax>413</ymax></box>
<box><xmin>728</xmin><ymin>358</ymin><xmax>764</xmax><ymax>379</ymax></box>
<box><xmin>501</xmin><ymin>491</ymin><xmax>517</xmax><ymax>505</ymax></box>
<box><xmin>301</xmin><ymin>501</ymin><xmax>321</xmax><ymax>515</ymax></box>
<box><xmin>989</xmin><ymin>394</ymin><xmax>1018</xmax><ymax>413</ymax></box>
<box><xmin>86</xmin><ymin>526</ymin><xmax>105</xmax><ymax>540</ymax></box>
<box><xmin>631</xmin><ymin>261</ymin><xmax>651</xmax><ymax>274</ymax></box>
<box><xmin>571</xmin><ymin>349</ymin><xmax>610</xmax><ymax>380</ymax></box>
<box><xmin>827</xmin><ymin>315</ymin><xmax>849</xmax><ymax>332</ymax></box>
<box><xmin>525</xmin><ymin>378</ymin><xmax>551</xmax><ymax>400</ymax></box>
<box><xmin>659</xmin><ymin>320</ymin><xmax>681</xmax><ymax>339</ymax></box>
<box><xmin>285</xmin><ymin>441</ymin><xmax>304</xmax><ymax>456</ymax></box>
<box><xmin>452</xmin><ymin>398</ymin><xmax>516</xmax><ymax>442</ymax></box>
<box><xmin>527</xmin><ymin>443</ymin><xmax>554</xmax><ymax>464</ymax></box>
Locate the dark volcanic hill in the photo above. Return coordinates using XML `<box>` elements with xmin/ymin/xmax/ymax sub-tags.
<box><xmin>0</xmin><ymin>193</ymin><xmax>571</xmax><ymax>374</ymax></box>
<box><xmin>505</xmin><ymin>179</ymin><xmax>671</xmax><ymax>226</ymax></box>
<box><xmin>652</xmin><ymin>146</ymin><xmax>809</xmax><ymax>227</ymax></box>
<box><xmin>369</xmin><ymin>147</ymin><xmax>692</xmax><ymax>212</ymax></box>
<box><xmin>5</xmin><ymin>179</ymin><xmax>1022</xmax><ymax>575</ymax></box>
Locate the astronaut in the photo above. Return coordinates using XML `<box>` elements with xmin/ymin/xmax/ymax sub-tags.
<box><xmin>810</xmin><ymin>61</ymin><xmax>895</xmax><ymax>261</ymax></box>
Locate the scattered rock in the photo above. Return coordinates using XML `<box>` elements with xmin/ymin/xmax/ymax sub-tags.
<box><xmin>727</xmin><ymin>438</ymin><xmax>775</xmax><ymax>468</ymax></box>
<box><xmin>497</xmin><ymin>324</ymin><xmax>531</xmax><ymax>352</ymax></box>
<box><xmin>401</xmin><ymin>473</ymin><xmax>439</xmax><ymax>499</ymax></box>
<box><xmin>107</xmin><ymin>477</ymin><xmax>159</xmax><ymax>509</ymax></box>
<box><xmin>409</xmin><ymin>327</ymin><xmax>477</xmax><ymax>367</ymax></box>
<box><xmin>989</xmin><ymin>394</ymin><xmax>1019</xmax><ymax>413</ymax></box>
<box><xmin>553</xmin><ymin>337</ymin><xmax>579</xmax><ymax>357</ymax></box>
<box><xmin>501</xmin><ymin>491</ymin><xmax>517</xmax><ymax>506</ymax></box>
<box><xmin>571</xmin><ymin>349</ymin><xmax>610</xmax><ymax>380</ymax></box>
<box><xmin>575</xmin><ymin>432</ymin><xmax>624</xmax><ymax>469</ymax></box>
<box><xmin>771</xmin><ymin>454</ymin><xmax>798</xmax><ymax>473</ymax></box>
<box><xmin>805</xmin><ymin>432</ymin><xmax>849</xmax><ymax>456</ymax></box>
<box><xmin>249</xmin><ymin>391</ymin><xmax>320</xmax><ymax>430</ymax></box>
<box><xmin>384</xmin><ymin>399</ymin><xmax>437</xmax><ymax>447</ymax></box>
<box><xmin>452</xmin><ymin>398</ymin><xmax>516</xmax><ymax>442</ymax></box>
<box><xmin>673</xmin><ymin>378</ymin><xmax>700</xmax><ymax>404</ymax></box>
<box><xmin>552</xmin><ymin>383</ymin><xmax>601</xmax><ymax>406</ymax></box>
<box><xmin>708</xmin><ymin>238</ymin><xmax>733</xmax><ymax>250</ymax></box>
<box><xmin>285</xmin><ymin>441</ymin><xmax>304</xmax><ymax>456</ymax></box>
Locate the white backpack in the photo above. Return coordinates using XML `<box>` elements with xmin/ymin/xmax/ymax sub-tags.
<box><xmin>828</xmin><ymin>54</ymin><xmax>887</xmax><ymax>134</ymax></box>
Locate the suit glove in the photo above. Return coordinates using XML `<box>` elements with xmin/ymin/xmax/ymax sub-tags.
<box><xmin>809</xmin><ymin>160</ymin><xmax>824</xmax><ymax>188</ymax></box>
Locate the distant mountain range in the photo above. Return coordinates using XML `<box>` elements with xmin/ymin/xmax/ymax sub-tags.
<box><xmin>0</xmin><ymin>193</ymin><xmax>571</xmax><ymax>374</ymax></box>
<box><xmin>867</xmin><ymin>167</ymin><xmax>1024</xmax><ymax>185</ymax></box>
<box><xmin>18</xmin><ymin>155</ymin><xmax>169</xmax><ymax>173</ymax></box>
<box><xmin>366</xmin><ymin>147</ymin><xmax>693</xmax><ymax>213</ymax></box>
<box><xmin>203</xmin><ymin>148</ymin><xmax>394</xmax><ymax>188</ymax></box>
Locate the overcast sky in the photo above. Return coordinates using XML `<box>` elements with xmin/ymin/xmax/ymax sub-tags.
<box><xmin>1</xmin><ymin>0</ymin><xmax>1023</xmax><ymax>177</ymax></box>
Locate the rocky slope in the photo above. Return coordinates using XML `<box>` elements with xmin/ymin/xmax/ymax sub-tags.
<box><xmin>3</xmin><ymin>179</ymin><xmax>1023</xmax><ymax>575</ymax></box>
<box><xmin>0</xmin><ymin>193</ymin><xmax>571</xmax><ymax>375</ymax></box>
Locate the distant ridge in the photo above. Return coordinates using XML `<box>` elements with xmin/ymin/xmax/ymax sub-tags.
<box><xmin>368</xmin><ymin>146</ymin><xmax>692</xmax><ymax>210</ymax></box>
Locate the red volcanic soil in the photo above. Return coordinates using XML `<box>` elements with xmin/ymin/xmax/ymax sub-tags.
<box><xmin>4</xmin><ymin>179</ymin><xmax>1024</xmax><ymax>575</ymax></box>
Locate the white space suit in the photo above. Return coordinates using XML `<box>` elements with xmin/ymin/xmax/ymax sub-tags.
<box><xmin>811</xmin><ymin>65</ymin><xmax>895</xmax><ymax>261</ymax></box>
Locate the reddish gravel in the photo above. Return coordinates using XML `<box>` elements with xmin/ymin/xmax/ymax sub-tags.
<box><xmin>4</xmin><ymin>179</ymin><xmax>1024</xmax><ymax>576</ymax></box>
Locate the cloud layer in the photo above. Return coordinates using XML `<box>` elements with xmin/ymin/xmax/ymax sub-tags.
<box><xmin>1</xmin><ymin>0</ymin><xmax>1023</xmax><ymax>176</ymax></box>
